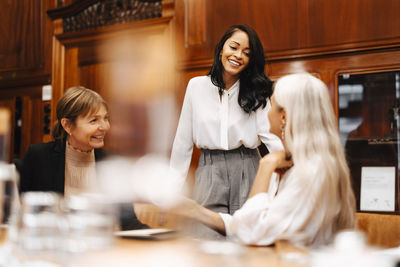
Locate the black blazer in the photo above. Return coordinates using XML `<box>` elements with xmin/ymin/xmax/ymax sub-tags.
<box><xmin>17</xmin><ymin>140</ymin><xmax>107</xmax><ymax>194</ymax></box>
<box><xmin>16</xmin><ymin>140</ymin><xmax>148</xmax><ymax>230</ymax></box>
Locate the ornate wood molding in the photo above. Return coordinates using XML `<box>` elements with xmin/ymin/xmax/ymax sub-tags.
<box><xmin>47</xmin><ymin>0</ymin><xmax>162</xmax><ymax>32</ymax></box>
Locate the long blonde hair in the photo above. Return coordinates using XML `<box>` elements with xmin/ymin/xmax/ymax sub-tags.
<box><xmin>273</xmin><ymin>73</ymin><xmax>356</xmax><ymax>232</ymax></box>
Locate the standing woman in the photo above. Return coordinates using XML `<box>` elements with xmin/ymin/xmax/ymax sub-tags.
<box><xmin>170</xmin><ymin>73</ymin><xmax>356</xmax><ymax>247</ymax></box>
<box><xmin>170</xmin><ymin>24</ymin><xmax>282</xmax><ymax>238</ymax></box>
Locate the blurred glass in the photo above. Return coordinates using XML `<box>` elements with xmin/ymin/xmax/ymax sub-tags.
<box><xmin>64</xmin><ymin>194</ymin><xmax>116</xmax><ymax>254</ymax></box>
<box><xmin>310</xmin><ymin>231</ymin><xmax>394</xmax><ymax>267</ymax></box>
<box><xmin>100</xmin><ymin>30</ymin><xmax>178</xmax><ymax>158</ymax></box>
<box><xmin>0</xmin><ymin>162</ymin><xmax>19</xmax><ymax>267</ymax></box>
<box><xmin>15</xmin><ymin>192</ymin><xmax>66</xmax><ymax>267</ymax></box>
<box><xmin>0</xmin><ymin>162</ymin><xmax>19</xmax><ymax>227</ymax></box>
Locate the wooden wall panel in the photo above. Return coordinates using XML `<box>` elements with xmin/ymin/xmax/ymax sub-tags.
<box><xmin>0</xmin><ymin>0</ymin><xmax>56</xmax><ymax>158</ymax></box>
<box><xmin>175</xmin><ymin>0</ymin><xmax>400</xmax><ymax>68</ymax></box>
<box><xmin>0</xmin><ymin>0</ymin><xmax>42</xmax><ymax>71</ymax></box>
<box><xmin>0</xmin><ymin>86</ymin><xmax>43</xmax><ymax>158</ymax></box>
<box><xmin>269</xmin><ymin>50</ymin><xmax>400</xmax><ymax>115</ymax></box>
<box><xmin>183</xmin><ymin>0</ymin><xmax>206</xmax><ymax>47</ymax></box>
<box><xmin>64</xmin><ymin>47</ymin><xmax>80</xmax><ymax>89</ymax></box>
<box><xmin>78</xmin><ymin>63</ymin><xmax>110</xmax><ymax>101</ymax></box>
<box><xmin>0</xmin><ymin>0</ymin><xmax>55</xmax><ymax>87</ymax></box>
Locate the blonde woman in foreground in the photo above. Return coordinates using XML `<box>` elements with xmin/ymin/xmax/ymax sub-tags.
<box><xmin>173</xmin><ymin>73</ymin><xmax>356</xmax><ymax>247</ymax></box>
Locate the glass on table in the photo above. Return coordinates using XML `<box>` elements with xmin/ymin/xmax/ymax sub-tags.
<box><xmin>63</xmin><ymin>193</ymin><xmax>116</xmax><ymax>254</ymax></box>
<box><xmin>0</xmin><ymin>162</ymin><xmax>20</xmax><ymax>267</ymax></box>
<box><xmin>15</xmin><ymin>192</ymin><xmax>67</xmax><ymax>267</ymax></box>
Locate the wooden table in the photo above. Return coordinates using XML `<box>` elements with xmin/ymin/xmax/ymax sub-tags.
<box><xmin>71</xmin><ymin>236</ymin><xmax>309</xmax><ymax>267</ymax></box>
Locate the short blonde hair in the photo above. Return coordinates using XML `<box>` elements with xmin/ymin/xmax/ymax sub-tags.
<box><xmin>52</xmin><ymin>86</ymin><xmax>108</xmax><ymax>141</ymax></box>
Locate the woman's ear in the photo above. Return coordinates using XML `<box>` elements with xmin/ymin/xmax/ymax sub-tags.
<box><xmin>61</xmin><ymin>118</ymin><xmax>72</xmax><ymax>135</ymax></box>
<box><xmin>281</xmin><ymin>109</ymin><xmax>286</xmax><ymax>123</ymax></box>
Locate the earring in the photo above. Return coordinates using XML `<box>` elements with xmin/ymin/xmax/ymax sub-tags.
<box><xmin>280</xmin><ymin>120</ymin><xmax>286</xmax><ymax>140</ymax></box>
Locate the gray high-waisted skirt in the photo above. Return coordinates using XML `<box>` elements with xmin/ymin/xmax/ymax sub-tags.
<box><xmin>191</xmin><ymin>145</ymin><xmax>260</xmax><ymax>239</ymax></box>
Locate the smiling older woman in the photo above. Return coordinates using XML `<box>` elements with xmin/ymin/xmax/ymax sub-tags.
<box><xmin>18</xmin><ymin>86</ymin><xmax>110</xmax><ymax>196</ymax></box>
<box><xmin>16</xmin><ymin>86</ymin><xmax>147</xmax><ymax>230</ymax></box>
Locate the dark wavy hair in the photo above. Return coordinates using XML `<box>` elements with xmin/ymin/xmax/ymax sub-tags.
<box><xmin>208</xmin><ymin>24</ymin><xmax>273</xmax><ymax>113</ymax></box>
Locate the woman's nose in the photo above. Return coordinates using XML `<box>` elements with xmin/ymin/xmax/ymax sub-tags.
<box><xmin>234</xmin><ymin>50</ymin><xmax>242</xmax><ymax>58</ymax></box>
<box><xmin>99</xmin><ymin>120</ymin><xmax>110</xmax><ymax>130</ymax></box>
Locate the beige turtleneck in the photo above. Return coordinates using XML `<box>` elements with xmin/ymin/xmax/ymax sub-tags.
<box><xmin>64</xmin><ymin>141</ymin><xmax>96</xmax><ymax>197</ymax></box>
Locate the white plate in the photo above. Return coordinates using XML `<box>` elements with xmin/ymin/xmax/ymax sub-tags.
<box><xmin>114</xmin><ymin>228</ymin><xmax>178</xmax><ymax>240</ymax></box>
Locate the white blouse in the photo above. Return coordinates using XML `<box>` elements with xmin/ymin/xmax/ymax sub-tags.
<box><xmin>219</xmin><ymin>163</ymin><xmax>339</xmax><ymax>247</ymax></box>
<box><xmin>170</xmin><ymin>76</ymin><xmax>283</xmax><ymax>188</ymax></box>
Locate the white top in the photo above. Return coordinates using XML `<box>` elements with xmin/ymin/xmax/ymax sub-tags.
<box><xmin>219</xmin><ymin>163</ymin><xmax>339</xmax><ymax>247</ymax></box>
<box><xmin>170</xmin><ymin>76</ymin><xmax>283</xmax><ymax>188</ymax></box>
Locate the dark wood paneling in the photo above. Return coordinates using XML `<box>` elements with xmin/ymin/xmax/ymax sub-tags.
<box><xmin>78</xmin><ymin>63</ymin><xmax>110</xmax><ymax>102</ymax></box>
<box><xmin>176</xmin><ymin>0</ymin><xmax>400</xmax><ymax>67</ymax></box>
<box><xmin>184</xmin><ymin>0</ymin><xmax>206</xmax><ymax>46</ymax></box>
<box><xmin>0</xmin><ymin>86</ymin><xmax>43</xmax><ymax>158</ymax></box>
<box><xmin>0</xmin><ymin>0</ymin><xmax>55</xmax><ymax>157</ymax></box>
<box><xmin>0</xmin><ymin>0</ymin><xmax>55</xmax><ymax>88</ymax></box>
<box><xmin>268</xmin><ymin>50</ymin><xmax>400</xmax><ymax>115</ymax></box>
<box><xmin>0</xmin><ymin>0</ymin><xmax>42</xmax><ymax>71</ymax></box>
